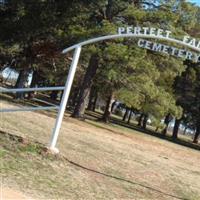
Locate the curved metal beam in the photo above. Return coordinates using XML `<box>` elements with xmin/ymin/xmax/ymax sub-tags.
<box><xmin>62</xmin><ymin>34</ymin><xmax>200</xmax><ymax>54</ymax></box>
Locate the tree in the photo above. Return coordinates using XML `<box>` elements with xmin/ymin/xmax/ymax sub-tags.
<box><xmin>174</xmin><ymin>61</ymin><xmax>200</xmax><ymax>142</ymax></box>
<box><xmin>72</xmin><ymin>52</ymin><xmax>99</xmax><ymax>118</ymax></box>
<box><xmin>116</xmin><ymin>54</ymin><xmax>183</xmax><ymax>129</ymax></box>
<box><xmin>71</xmin><ymin>0</ymin><xmax>196</xmax><ymax>121</ymax></box>
<box><xmin>71</xmin><ymin>0</ymin><xmax>161</xmax><ymax>119</ymax></box>
<box><xmin>162</xmin><ymin>113</ymin><xmax>173</xmax><ymax>136</ymax></box>
<box><xmin>0</xmin><ymin>0</ymin><xmax>77</xmax><ymax>98</ymax></box>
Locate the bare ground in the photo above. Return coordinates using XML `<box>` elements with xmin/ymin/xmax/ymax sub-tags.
<box><xmin>1</xmin><ymin>100</ymin><xmax>200</xmax><ymax>200</ymax></box>
<box><xmin>1</xmin><ymin>187</ymin><xmax>27</xmax><ymax>200</ymax></box>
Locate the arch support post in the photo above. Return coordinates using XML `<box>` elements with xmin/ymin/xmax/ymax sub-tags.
<box><xmin>49</xmin><ymin>46</ymin><xmax>82</xmax><ymax>152</ymax></box>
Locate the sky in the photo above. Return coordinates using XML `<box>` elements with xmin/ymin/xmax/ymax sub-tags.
<box><xmin>188</xmin><ymin>0</ymin><xmax>200</xmax><ymax>6</ymax></box>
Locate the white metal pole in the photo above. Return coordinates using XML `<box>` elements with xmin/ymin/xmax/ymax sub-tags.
<box><xmin>49</xmin><ymin>46</ymin><xmax>82</xmax><ymax>151</ymax></box>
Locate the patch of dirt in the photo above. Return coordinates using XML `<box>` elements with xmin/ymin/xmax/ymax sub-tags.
<box><xmin>1</xmin><ymin>187</ymin><xmax>28</xmax><ymax>200</ymax></box>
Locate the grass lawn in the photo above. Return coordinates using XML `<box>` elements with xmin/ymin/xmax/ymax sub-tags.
<box><xmin>1</xmin><ymin>100</ymin><xmax>200</xmax><ymax>200</ymax></box>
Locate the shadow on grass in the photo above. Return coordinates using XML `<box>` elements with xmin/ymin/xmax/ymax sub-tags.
<box><xmin>64</xmin><ymin>156</ymin><xmax>189</xmax><ymax>200</ymax></box>
<box><xmin>85</xmin><ymin>111</ymin><xmax>200</xmax><ymax>151</ymax></box>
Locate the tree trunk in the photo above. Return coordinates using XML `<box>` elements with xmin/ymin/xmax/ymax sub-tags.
<box><xmin>72</xmin><ymin>54</ymin><xmax>99</xmax><ymax>119</ymax></box>
<box><xmin>105</xmin><ymin>0</ymin><xmax>113</xmax><ymax>21</ymax></box>
<box><xmin>162</xmin><ymin>127</ymin><xmax>168</xmax><ymax>135</ymax></box>
<box><xmin>60</xmin><ymin>90</ymin><xmax>64</xmax><ymax>102</ymax></box>
<box><xmin>111</xmin><ymin>100</ymin><xmax>116</xmax><ymax>113</ymax></box>
<box><xmin>172</xmin><ymin>118</ymin><xmax>181</xmax><ymax>139</ymax></box>
<box><xmin>69</xmin><ymin>87</ymin><xmax>79</xmax><ymax>107</ymax></box>
<box><xmin>122</xmin><ymin>107</ymin><xmax>129</xmax><ymax>121</ymax></box>
<box><xmin>193</xmin><ymin>123</ymin><xmax>200</xmax><ymax>143</ymax></box>
<box><xmin>127</xmin><ymin>108</ymin><xmax>133</xmax><ymax>124</ymax></box>
<box><xmin>92</xmin><ymin>92</ymin><xmax>98</xmax><ymax>112</ymax></box>
<box><xmin>138</xmin><ymin>113</ymin><xmax>144</xmax><ymax>127</ymax></box>
<box><xmin>15</xmin><ymin>69</ymin><xmax>30</xmax><ymax>99</ymax></box>
<box><xmin>162</xmin><ymin>113</ymin><xmax>171</xmax><ymax>136</ymax></box>
<box><xmin>142</xmin><ymin>114</ymin><xmax>148</xmax><ymax>129</ymax></box>
<box><xmin>50</xmin><ymin>90</ymin><xmax>59</xmax><ymax>100</ymax></box>
<box><xmin>102</xmin><ymin>92</ymin><xmax>113</xmax><ymax>123</ymax></box>
<box><xmin>87</xmin><ymin>86</ymin><xmax>96</xmax><ymax>111</ymax></box>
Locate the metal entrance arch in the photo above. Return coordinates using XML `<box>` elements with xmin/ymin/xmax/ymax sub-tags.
<box><xmin>1</xmin><ymin>33</ymin><xmax>199</xmax><ymax>152</ymax></box>
<box><xmin>49</xmin><ymin>33</ymin><xmax>200</xmax><ymax>152</ymax></box>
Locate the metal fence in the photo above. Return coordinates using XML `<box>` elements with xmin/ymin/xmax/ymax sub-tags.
<box><xmin>0</xmin><ymin>86</ymin><xmax>64</xmax><ymax>113</ymax></box>
<box><xmin>0</xmin><ymin>86</ymin><xmax>66</xmax><ymax>153</ymax></box>
<box><xmin>0</xmin><ymin>46</ymin><xmax>81</xmax><ymax>153</ymax></box>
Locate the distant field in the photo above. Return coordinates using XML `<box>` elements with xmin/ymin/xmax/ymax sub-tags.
<box><xmin>1</xmin><ymin>100</ymin><xmax>200</xmax><ymax>200</ymax></box>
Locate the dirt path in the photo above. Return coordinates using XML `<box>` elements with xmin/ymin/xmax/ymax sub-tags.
<box><xmin>1</xmin><ymin>187</ymin><xmax>28</xmax><ymax>200</ymax></box>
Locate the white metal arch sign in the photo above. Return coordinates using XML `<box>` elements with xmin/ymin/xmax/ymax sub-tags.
<box><xmin>48</xmin><ymin>26</ymin><xmax>200</xmax><ymax>152</ymax></box>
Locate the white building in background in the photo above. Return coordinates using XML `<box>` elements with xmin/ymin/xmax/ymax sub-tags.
<box><xmin>0</xmin><ymin>67</ymin><xmax>33</xmax><ymax>86</ymax></box>
<box><xmin>0</xmin><ymin>67</ymin><xmax>19</xmax><ymax>86</ymax></box>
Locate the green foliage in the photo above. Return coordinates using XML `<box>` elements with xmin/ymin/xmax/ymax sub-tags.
<box><xmin>174</xmin><ymin>62</ymin><xmax>200</xmax><ymax>129</ymax></box>
<box><xmin>0</xmin><ymin>0</ymin><xmax>199</xmax><ymax>127</ymax></box>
